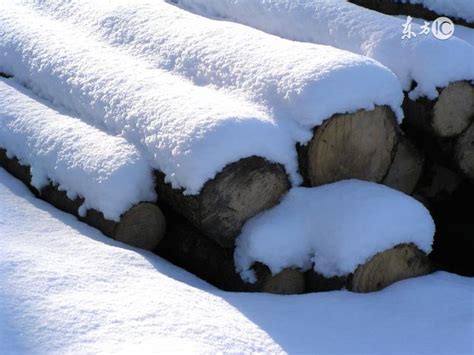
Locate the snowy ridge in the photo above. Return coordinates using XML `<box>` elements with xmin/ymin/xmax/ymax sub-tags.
<box><xmin>0</xmin><ymin>78</ymin><xmax>156</xmax><ymax>221</ymax></box>
<box><xmin>18</xmin><ymin>0</ymin><xmax>404</xmax><ymax>125</ymax></box>
<box><xmin>0</xmin><ymin>4</ymin><xmax>304</xmax><ymax>193</ymax></box>
<box><xmin>398</xmin><ymin>0</ymin><xmax>474</xmax><ymax>23</ymax></box>
<box><xmin>1</xmin><ymin>169</ymin><xmax>472</xmax><ymax>354</ymax></box>
<box><xmin>174</xmin><ymin>0</ymin><xmax>474</xmax><ymax>100</ymax></box>
<box><xmin>236</xmin><ymin>180</ymin><xmax>435</xmax><ymax>280</ymax></box>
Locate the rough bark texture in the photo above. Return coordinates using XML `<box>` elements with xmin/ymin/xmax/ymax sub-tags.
<box><xmin>155</xmin><ymin>156</ymin><xmax>290</xmax><ymax>248</ymax></box>
<box><xmin>299</xmin><ymin>106</ymin><xmax>398</xmax><ymax>187</ymax></box>
<box><xmin>306</xmin><ymin>244</ymin><xmax>431</xmax><ymax>293</ymax></box>
<box><xmin>383</xmin><ymin>135</ymin><xmax>424</xmax><ymax>194</ymax></box>
<box><xmin>0</xmin><ymin>148</ymin><xmax>165</xmax><ymax>250</ymax></box>
<box><xmin>349</xmin><ymin>0</ymin><xmax>474</xmax><ymax>28</ymax></box>
<box><xmin>156</xmin><ymin>209</ymin><xmax>304</xmax><ymax>294</ymax></box>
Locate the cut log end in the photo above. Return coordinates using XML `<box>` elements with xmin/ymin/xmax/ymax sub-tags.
<box><xmin>114</xmin><ymin>203</ymin><xmax>166</xmax><ymax>251</ymax></box>
<box><xmin>383</xmin><ymin>135</ymin><xmax>424</xmax><ymax>194</ymax></box>
<box><xmin>306</xmin><ymin>106</ymin><xmax>397</xmax><ymax>186</ymax></box>
<box><xmin>156</xmin><ymin>156</ymin><xmax>290</xmax><ymax>248</ymax></box>
<box><xmin>261</xmin><ymin>268</ymin><xmax>305</xmax><ymax>295</ymax></box>
<box><xmin>455</xmin><ymin>123</ymin><xmax>474</xmax><ymax>180</ymax></box>
<box><xmin>350</xmin><ymin>244</ymin><xmax>431</xmax><ymax>293</ymax></box>
<box><xmin>432</xmin><ymin>81</ymin><xmax>474</xmax><ymax>138</ymax></box>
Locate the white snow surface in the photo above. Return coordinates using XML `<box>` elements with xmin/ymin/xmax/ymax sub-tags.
<box><xmin>1</xmin><ymin>169</ymin><xmax>473</xmax><ymax>354</ymax></box>
<box><xmin>236</xmin><ymin>180</ymin><xmax>435</xmax><ymax>281</ymax></box>
<box><xmin>17</xmin><ymin>0</ymin><xmax>404</xmax><ymax>125</ymax></box>
<box><xmin>174</xmin><ymin>0</ymin><xmax>474</xmax><ymax>100</ymax></box>
<box><xmin>0</xmin><ymin>4</ymin><xmax>305</xmax><ymax>193</ymax></box>
<box><xmin>399</xmin><ymin>0</ymin><xmax>474</xmax><ymax>23</ymax></box>
<box><xmin>0</xmin><ymin>78</ymin><xmax>155</xmax><ymax>221</ymax></box>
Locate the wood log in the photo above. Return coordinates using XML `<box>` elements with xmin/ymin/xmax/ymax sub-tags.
<box><xmin>0</xmin><ymin>148</ymin><xmax>165</xmax><ymax>250</ymax></box>
<box><xmin>306</xmin><ymin>243</ymin><xmax>431</xmax><ymax>293</ymax></box>
<box><xmin>383</xmin><ymin>135</ymin><xmax>424</xmax><ymax>194</ymax></box>
<box><xmin>349</xmin><ymin>0</ymin><xmax>474</xmax><ymax>28</ymax></box>
<box><xmin>455</xmin><ymin>123</ymin><xmax>474</xmax><ymax>180</ymax></box>
<box><xmin>156</xmin><ymin>210</ymin><xmax>305</xmax><ymax>294</ymax></box>
<box><xmin>298</xmin><ymin>106</ymin><xmax>398</xmax><ymax>187</ymax></box>
<box><xmin>155</xmin><ymin>156</ymin><xmax>290</xmax><ymax>248</ymax></box>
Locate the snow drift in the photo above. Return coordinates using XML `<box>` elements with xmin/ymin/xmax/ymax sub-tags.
<box><xmin>0</xmin><ymin>78</ymin><xmax>155</xmax><ymax>221</ymax></box>
<box><xmin>0</xmin><ymin>4</ymin><xmax>305</xmax><ymax>193</ymax></box>
<box><xmin>18</xmin><ymin>0</ymin><xmax>404</xmax><ymax>125</ymax></box>
<box><xmin>173</xmin><ymin>0</ymin><xmax>474</xmax><ymax>100</ymax></box>
<box><xmin>397</xmin><ymin>0</ymin><xmax>474</xmax><ymax>23</ymax></box>
<box><xmin>236</xmin><ymin>180</ymin><xmax>435</xmax><ymax>281</ymax></box>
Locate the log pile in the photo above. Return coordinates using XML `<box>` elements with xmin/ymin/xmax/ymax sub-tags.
<box><xmin>0</xmin><ymin>148</ymin><xmax>166</xmax><ymax>250</ymax></box>
<box><xmin>349</xmin><ymin>0</ymin><xmax>474</xmax><ymax>28</ymax></box>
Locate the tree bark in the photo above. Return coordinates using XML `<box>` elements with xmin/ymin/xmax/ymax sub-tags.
<box><xmin>298</xmin><ymin>106</ymin><xmax>398</xmax><ymax>187</ymax></box>
<box><xmin>0</xmin><ymin>148</ymin><xmax>165</xmax><ymax>250</ymax></box>
<box><xmin>306</xmin><ymin>243</ymin><xmax>431</xmax><ymax>293</ymax></box>
<box><xmin>155</xmin><ymin>156</ymin><xmax>290</xmax><ymax>248</ymax></box>
<box><xmin>349</xmin><ymin>0</ymin><xmax>474</xmax><ymax>28</ymax></box>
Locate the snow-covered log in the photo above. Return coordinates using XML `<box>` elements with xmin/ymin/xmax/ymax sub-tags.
<box><xmin>0</xmin><ymin>149</ymin><xmax>165</xmax><ymax>250</ymax></box>
<box><xmin>173</xmin><ymin>0</ymin><xmax>474</xmax><ymax>100</ymax></box>
<box><xmin>383</xmin><ymin>135</ymin><xmax>424</xmax><ymax>194</ymax></box>
<box><xmin>155</xmin><ymin>157</ymin><xmax>290</xmax><ymax>248</ymax></box>
<box><xmin>0</xmin><ymin>79</ymin><xmax>164</xmax><ymax>250</ymax></box>
<box><xmin>157</xmin><ymin>211</ymin><xmax>305</xmax><ymax>294</ymax></box>
<box><xmin>299</xmin><ymin>106</ymin><xmax>398</xmax><ymax>186</ymax></box>
<box><xmin>306</xmin><ymin>244</ymin><xmax>431</xmax><ymax>293</ymax></box>
<box><xmin>349</xmin><ymin>0</ymin><xmax>474</xmax><ymax>28</ymax></box>
<box><xmin>235</xmin><ymin>181</ymin><xmax>435</xmax><ymax>290</ymax></box>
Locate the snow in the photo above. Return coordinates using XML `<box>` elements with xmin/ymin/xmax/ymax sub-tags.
<box><xmin>236</xmin><ymin>180</ymin><xmax>435</xmax><ymax>281</ymax></box>
<box><xmin>398</xmin><ymin>0</ymin><xmax>474</xmax><ymax>23</ymax></box>
<box><xmin>0</xmin><ymin>4</ymin><xmax>305</xmax><ymax>193</ymax></box>
<box><xmin>1</xmin><ymin>168</ymin><xmax>473</xmax><ymax>354</ymax></box>
<box><xmin>18</xmin><ymin>0</ymin><xmax>404</xmax><ymax>125</ymax></box>
<box><xmin>0</xmin><ymin>78</ymin><xmax>155</xmax><ymax>221</ymax></box>
<box><xmin>173</xmin><ymin>0</ymin><xmax>474</xmax><ymax>100</ymax></box>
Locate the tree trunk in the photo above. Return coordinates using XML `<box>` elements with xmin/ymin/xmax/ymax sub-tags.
<box><xmin>349</xmin><ymin>0</ymin><xmax>474</xmax><ymax>28</ymax></box>
<box><xmin>383</xmin><ymin>135</ymin><xmax>424</xmax><ymax>194</ymax></box>
<box><xmin>306</xmin><ymin>243</ymin><xmax>431</xmax><ymax>293</ymax></box>
<box><xmin>298</xmin><ymin>106</ymin><xmax>398</xmax><ymax>187</ymax></box>
<box><xmin>156</xmin><ymin>209</ymin><xmax>305</xmax><ymax>294</ymax></box>
<box><xmin>155</xmin><ymin>156</ymin><xmax>290</xmax><ymax>248</ymax></box>
<box><xmin>0</xmin><ymin>148</ymin><xmax>165</xmax><ymax>250</ymax></box>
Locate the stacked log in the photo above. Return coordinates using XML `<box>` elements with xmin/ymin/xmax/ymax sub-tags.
<box><xmin>306</xmin><ymin>244</ymin><xmax>431</xmax><ymax>293</ymax></box>
<box><xmin>349</xmin><ymin>0</ymin><xmax>474</xmax><ymax>28</ymax></box>
<box><xmin>0</xmin><ymin>148</ymin><xmax>165</xmax><ymax>250</ymax></box>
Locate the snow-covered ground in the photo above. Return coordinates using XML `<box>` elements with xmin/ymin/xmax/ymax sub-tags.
<box><xmin>1</xmin><ymin>168</ymin><xmax>473</xmax><ymax>354</ymax></box>
<box><xmin>398</xmin><ymin>0</ymin><xmax>474</xmax><ymax>23</ymax></box>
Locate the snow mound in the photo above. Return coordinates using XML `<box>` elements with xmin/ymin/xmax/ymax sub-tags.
<box><xmin>20</xmin><ymin>0</ymin><xmax>404</xmax><ymax>125</ymax></box>
<box><xmin>398</xmin><ymin>0</ymin><xmax>474</xmax><ymax>23</ymax></box>
<box><xmin>236</xmin><ymin>180</ymin><xmax>435</xmax><ymax>281</ymax></box>
<box><xmin>1</xmin><ymin>168</ymin><xmax>472</xmax><ymax>354</ymax></box>
<box><xmin>0</xmin><ymin>78</ymin><xmax>156</xmax><ymax>221</ymax></box>
<box><xmin>173</xmin><ymin>0</ymin><xmax>474</xmax><ymax>100</ymax></box>
<box><xmin>0</xmin><ymin>4</ymin><xmax>304</xmax><ymax>193</ymax></box>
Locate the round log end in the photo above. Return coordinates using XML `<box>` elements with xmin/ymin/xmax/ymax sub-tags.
<box><xmin>455</xmin><ymin>123</ymin><xmax>474</xmax><ymax>180</ymax></box>
<box><xmin>350</xmin><ymin>243</ymin><xmax>431</xmax><ymax>293</ymax></box>
<box><xmin>201</xmin><ymin>157</ymin><xmax>290</xmax><ymax>248</ymax></box>
<box><xmin>307</xmin><ymin>106</ymin><xmax>397</xmax><ymax>186</ymax></box>
<box><xmin>383</xmin><ymin>135</ymin><xmax>424</xmax><ymax>194</ymax></box>
<box><xmin>433</xmin><ymin>81</ymin><xmax>474</xmax><ymax>138</ymax></box>
<box><xmin>261</xmin><ymin>268</ymin><xmax>305</xmax><ymax>295</ymax></box>
<box><xmin>114</xmin><ymin>203</ymin><xmax>166</xmax><ymax>251</ymax></box>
